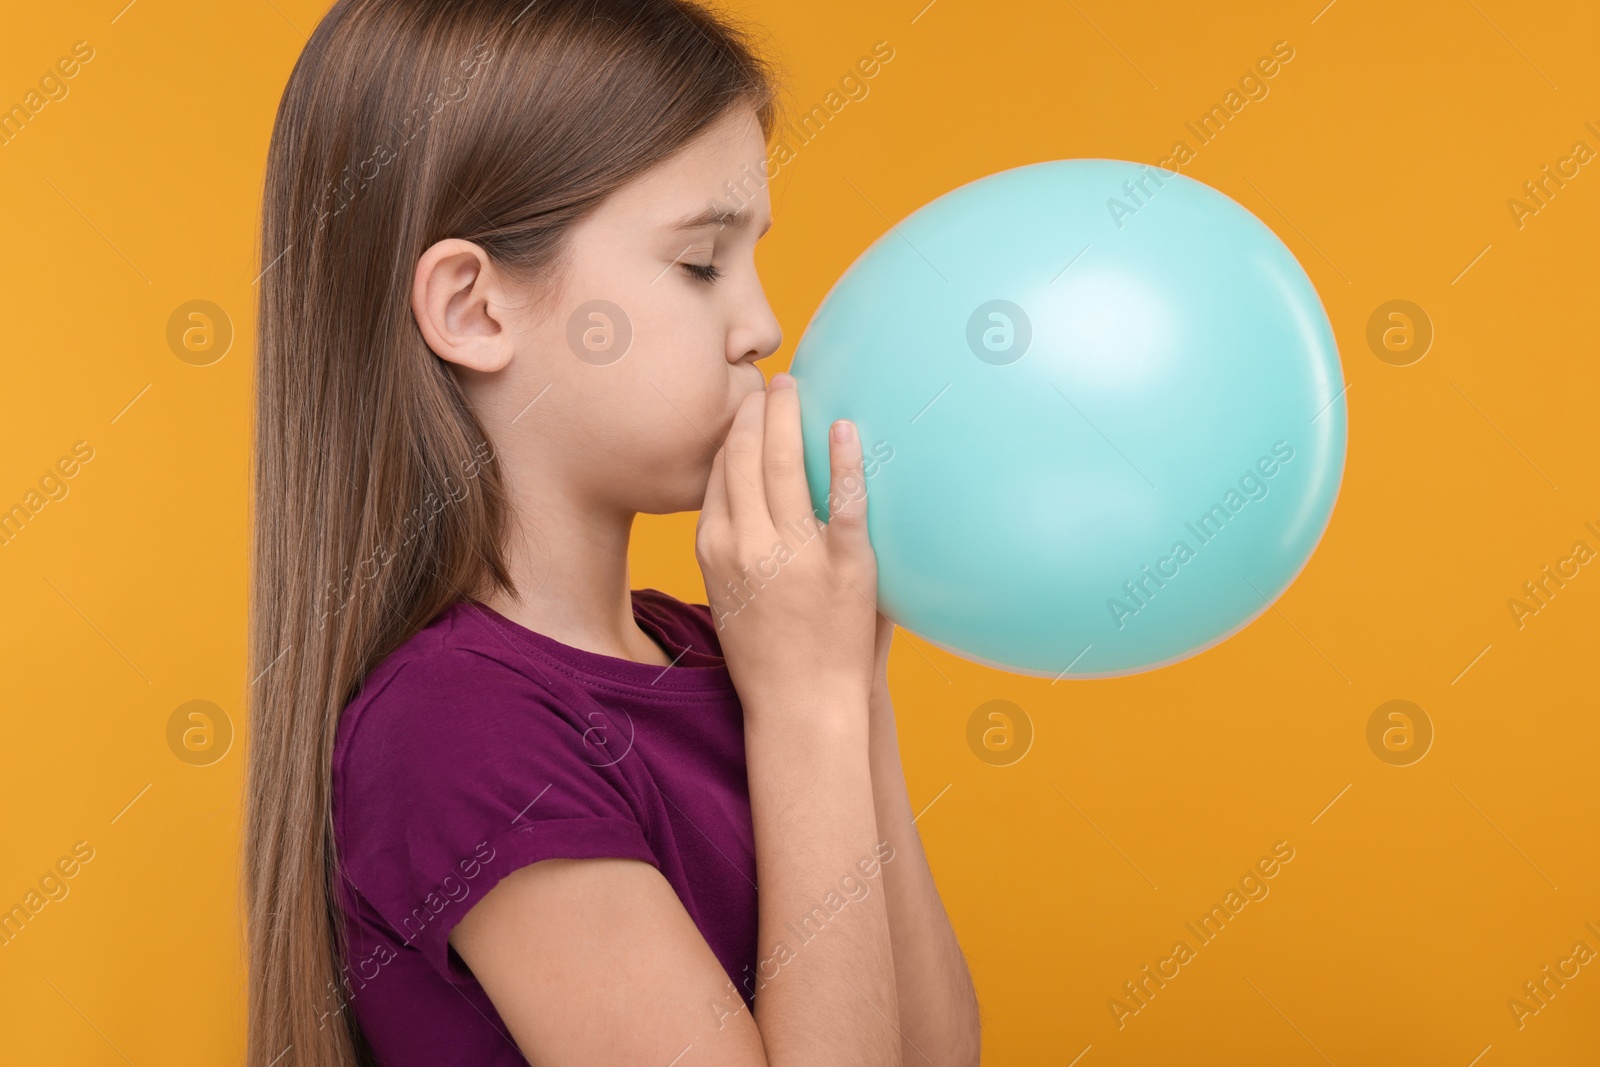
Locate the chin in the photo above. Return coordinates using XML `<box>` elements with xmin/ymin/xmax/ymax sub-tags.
<box><xmin>633</xmin><ymin>475</ymin><xmax>707</xmax><ymax>517</ymax></box>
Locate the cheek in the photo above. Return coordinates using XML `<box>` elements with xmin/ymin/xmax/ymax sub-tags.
<box><xmin>597</xmin><ymin>289</ymin><xmax>732</xmax><ymax>450</ymax></box>
<box><xmin>635</xmin><ymin>332</ymin><xmax>732</xmax><ymax>428</ymax></box>
<box><xmin>605</xmin><ymin>371</ymin><xmax>720</xmax><ymax>477</ymax></box>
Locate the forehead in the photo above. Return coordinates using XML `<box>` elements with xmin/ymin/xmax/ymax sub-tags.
<box><xmin>610</xmin><ymin>108</ymin><xmax>772</xmax><ymax>227</ymax></box>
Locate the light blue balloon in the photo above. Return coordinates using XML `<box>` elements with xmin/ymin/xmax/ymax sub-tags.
<box><xmin>789</xmin><ymin>159</ymin><xmax>1347</xmax><ymax>678</ymax></box>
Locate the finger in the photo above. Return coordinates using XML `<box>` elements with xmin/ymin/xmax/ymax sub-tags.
<box><xmin>761</xmin><ymin>376</ymin><xmax>816</xmax><ymax>532</ymax></box>
<box><xmin>720</xmin><ymin>387</ymin><xmax>769</xmax><ymax>537</ymax></box>
<box><xmin>823</xmin><ymin>418</ymin><xmax>869</xmax><ymax>546</ymax></box>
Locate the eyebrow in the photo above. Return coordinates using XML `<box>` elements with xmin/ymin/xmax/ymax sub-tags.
<box><xmin>667</xmin><ymin>204</ymin><xmax>771</xmax><ymax>234</ymax></box>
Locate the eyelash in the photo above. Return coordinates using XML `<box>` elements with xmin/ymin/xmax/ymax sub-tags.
<box><xmin>682</xmin><ymin>262</ymin><xmax>722</xmax><ymax>284</ymax></box>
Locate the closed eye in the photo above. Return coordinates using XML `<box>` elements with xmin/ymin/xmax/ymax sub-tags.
<box><xmin>682</xmin><ymin>262</ymin><xmax>722</xmax><ymax>284</ymax></box>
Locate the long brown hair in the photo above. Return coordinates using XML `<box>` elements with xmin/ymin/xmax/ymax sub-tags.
<box><xmin>244</xmin><ymin>1</ymin><xmax>780</xmax><ymax>1062</ymax></box>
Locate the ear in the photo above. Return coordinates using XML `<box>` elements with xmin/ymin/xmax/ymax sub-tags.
<box><xmin>411</xmin><ymin>238</ymin><xmax>515</xmax><ymax>373</ymax></box>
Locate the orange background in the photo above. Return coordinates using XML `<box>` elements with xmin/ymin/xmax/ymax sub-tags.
<box><xmin>1</xmin><ymin>0</ymin><xmax>1596</xmax><ymax>1063</ymax></box>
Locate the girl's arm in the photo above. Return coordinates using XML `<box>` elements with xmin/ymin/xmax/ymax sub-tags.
<box><xmin>742</xmin><ymin>686</ymin><xmax>903</xmax><ymax>1066</ymax></box>
<box><xmin>455</xmin><ymin>385</ymin><xmax>906</xmax><ymax>1065</ymax></box>
<box><xmin>453</xmin><ymin>689</ymin><xmax>903</xmax><ymax>1067</ymax></box>
<box><xmin>866</xmin><ymin>636</ymin><xmax>983</xmax><ymax>1066</ymax></box>
<box><xmin>452</xmin><ymin>855</ymin><xmax>773</xmax><ymax>1065</ymax></box>
<box><xmin>702</xmin><ymin>382</ymin><xmax>903</xmax><ymax>1064</ymax></box>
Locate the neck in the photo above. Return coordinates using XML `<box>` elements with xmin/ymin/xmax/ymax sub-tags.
<box><xmin>479</xmin><ymin>491</ymin><xmax>670</xmax><ymax>666</ymax></box>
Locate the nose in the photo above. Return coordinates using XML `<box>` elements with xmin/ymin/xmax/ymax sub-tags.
<box><xmin>730</xmin><ymin>281</ymin><xmax>783</xmax><ymax>368</ymax></box>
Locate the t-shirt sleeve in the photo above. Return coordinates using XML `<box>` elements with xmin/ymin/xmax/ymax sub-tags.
<box><xmin>333</xmin><ymin>645</ymin><xmax>659</xmax><ymax>981</ymax></box>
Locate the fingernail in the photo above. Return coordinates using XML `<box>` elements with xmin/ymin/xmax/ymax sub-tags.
<box><xmin>770</xmin><ymin>372</ymin><xmax>795</xmax><ymax>389</ymax></box>
<box><xmin>832</xmin><ymin>419</ymin><xmax>855</xmax><ymax>443</ymax></box>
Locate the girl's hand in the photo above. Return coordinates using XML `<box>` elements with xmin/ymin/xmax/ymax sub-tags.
<box><xmin>871</xmin><ymin>609</ymin><xmax>894</xmax><ymax>699</ymax></box>
<box><xmin>696</xmin><ymin>374</ymin><xmax>879</xmax><ymax>718</ymax></box>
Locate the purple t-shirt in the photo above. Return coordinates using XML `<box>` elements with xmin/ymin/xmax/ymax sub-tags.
<box><xmin>330</xmin><ymin>588</ymin><xmax>757</xmax><ymax>1065</ymax></box>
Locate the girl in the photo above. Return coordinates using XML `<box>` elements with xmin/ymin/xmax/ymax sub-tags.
<box><xmin>244</xmin><ymin>1</ymin><xmax>979</xmax><ymax>1064</ymax></box>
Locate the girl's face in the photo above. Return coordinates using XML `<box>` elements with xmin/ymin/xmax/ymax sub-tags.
<box><xmin>416</xmin><ymin>105</ymin><xmax>782</xmax><ymax>518</ymax></box>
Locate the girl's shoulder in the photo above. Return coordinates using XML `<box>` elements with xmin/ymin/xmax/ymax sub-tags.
<box><xmin>338</xmin><ymin>599</ymin><xmax>516</xmax><ymax>719</ymax></box>
<box><xmin>327</xmin><ymin>600</ymin><xmax>663</xmax><ymax>981</ymax></box>
<box><xmin>629</xmin><ymin>586</ymin><xmax>727</xmax><ymax>662</ymax></box>
<box><xmin>329</xmin><ymin>599</ymin><xmax>584</xmax><ymax>793</ymax></box>
<box><xmin>334</xmin><ymin>588</ymin><xmax>730</xmax><ymax>768</ymax></box>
